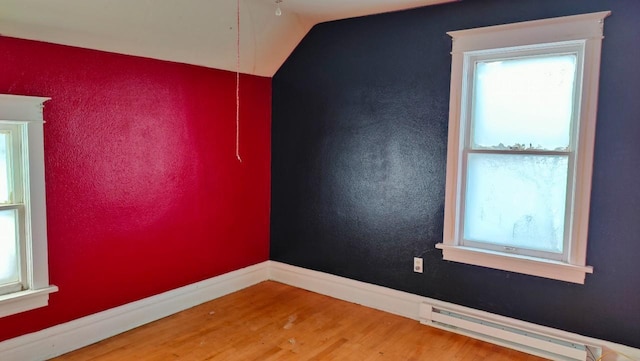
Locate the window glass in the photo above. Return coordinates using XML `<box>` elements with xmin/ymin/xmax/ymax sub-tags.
<box><xmin>472</xmin><ymin>54</ymin><xmax>577</xmax><ymax>151</ymax></box>
<box><xmin>0</xmin><ymin>133</ymin><xmax>10</xmax><ymax>204</ymax></box>
<box><xmin>463</xmin><ymin>153</ymin><xmax>568</xmax><ymax>254</ymax></box>
<box><xmin>0</xmin><ymin>209</ymin><xmax>18</xmax><ymax>286</ymax></box>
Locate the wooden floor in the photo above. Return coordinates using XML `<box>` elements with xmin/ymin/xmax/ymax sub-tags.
<box><xmin>51</xmin><ymin>281</ymin><xmax>547</xmax><ymax>361</ymax></box>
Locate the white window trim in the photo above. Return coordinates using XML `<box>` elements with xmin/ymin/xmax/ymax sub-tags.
<box><xmin>436</xmin><ymin>11</ymin><xmax>610</xmax><ymax>284</ymax></box>
<box><xmin>0</xmin><ymin>94</ymin><xmax>57</xmax><ymax>317</ymax></box>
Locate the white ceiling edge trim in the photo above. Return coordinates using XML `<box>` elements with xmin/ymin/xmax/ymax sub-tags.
<box><xmin>0</xmin><ymin>0</ymin><xmax>454</xmax><ymax>77</ymax></box>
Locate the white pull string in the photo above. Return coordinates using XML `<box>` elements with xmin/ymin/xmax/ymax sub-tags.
<box><xmin>235</xmin><ymin>0</ymin><xmax>242</xmax><ymax>163</ymax></box>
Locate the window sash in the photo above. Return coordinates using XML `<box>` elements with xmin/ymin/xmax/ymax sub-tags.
<box><xmin>469</xmin><ymin>53</ymin><xmax>580</xmax><ymax>152</ymax></box>
<box><xmin>459</xmin><ymin>151</ymin><xmax>572</xmax><ymax>261</ymax></box>
<box><xmin>0</xmin><ymin>282</ymin><xmax>23</xmax><ymax>297</ymax></box>
<box><xmin>461</xmin><ymin>42</ymin><xmax>585</xmax><ymax>152</ymax></box>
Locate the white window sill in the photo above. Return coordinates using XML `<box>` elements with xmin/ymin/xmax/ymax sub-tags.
<box><xmin>0</xmin><ymin>286</ymin><xmax>58</xmax><ymax>318</ymax></box>
<box><xmin>435</xmin><ymin>244</ymin><xmax>593</xmax><ymax>284</ymax></box>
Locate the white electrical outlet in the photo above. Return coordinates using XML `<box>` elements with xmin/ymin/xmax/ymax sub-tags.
<box><xmin>413</xmin><ymin>257</ymin><xmax>423</xmax><ymax>273</ymax></box>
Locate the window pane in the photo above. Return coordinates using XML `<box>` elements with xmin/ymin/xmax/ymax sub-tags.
<box><xmin>463</xmin><ymin>153</ymin><xmax>568</xmax><ymax>253</ymax></box>
<box><xmin>0</xmin><ymin>209</ymin><xmax>19</xmax><ymax>285</ymax></box>
<box><xmin>0</xmin><ymin>133</ymin><xmax>10</xmax><ymax>204</ymax></box>
<box><xmin>472</xmin><ymin>54</ymin><xmax>577</xmax><ymax>150</ymax></box>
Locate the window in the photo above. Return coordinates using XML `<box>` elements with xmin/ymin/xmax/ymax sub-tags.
<box><xmin>0</xmin><ymin>94</ymin><xmax>57</xmax><ymax>317</ymax></box>
<box><xmin>436</xmin><ymin>12</ymin><xmax>610</xmax><ymax>284</ymax></box>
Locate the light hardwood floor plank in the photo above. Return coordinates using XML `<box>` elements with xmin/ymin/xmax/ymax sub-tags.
<box><xmin>50</xmin><ymin>281</ymin><xmax>548</xmax><ymax>361</ymax></box>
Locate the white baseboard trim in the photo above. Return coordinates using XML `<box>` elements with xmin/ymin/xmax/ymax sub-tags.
<box><xmin>1</xmin><ymin>260</ymin><xmax>637</xmax><ymax>361</ymax></box>
<box><xmin>267</xmin><ymin>261</ymin><xmax>424</xmax><ymax>319</ymax></box>
<box><xmin>268</xmin><ymin>261</ymin><xmax>640</xmax><ymax>361</ymax></box>
<box><xmin>0</xmin><ymin>261</ymin><xmax>270</xmax><ymax>361</ymax></box>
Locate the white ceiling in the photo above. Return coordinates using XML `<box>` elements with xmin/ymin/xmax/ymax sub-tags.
<box><xmin>0</xmin><ymin>0</ymin><xmax>452</xmax><ymax>77</ymax></box>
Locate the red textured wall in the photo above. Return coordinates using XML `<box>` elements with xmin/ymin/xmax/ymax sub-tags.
<box><xmin>0</xmin><ymin>36</ymin><xmax>271</xmax><ymax>341</ymax></box>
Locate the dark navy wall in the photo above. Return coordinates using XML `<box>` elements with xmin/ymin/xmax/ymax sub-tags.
<box><xmin>271</xmin><ymin>0</ymin><xmax>640</xmax><ymax>347</ymax></box>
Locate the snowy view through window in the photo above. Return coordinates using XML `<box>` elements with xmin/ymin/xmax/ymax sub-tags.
<box><xmin>463</xmin><ymin>54</ymin><xmax>577</xmax><ymax>254</ymax></box>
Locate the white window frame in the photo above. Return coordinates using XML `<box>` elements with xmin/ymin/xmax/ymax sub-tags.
<box><xmin>436</xmin><ymin>11</ymin><xmax>610</xmax><ymax>284</ymax></box>
<box><xmin>0</xmin><ymin>94</ymin><xmax>57</xmax><ymax>317</ymax></box>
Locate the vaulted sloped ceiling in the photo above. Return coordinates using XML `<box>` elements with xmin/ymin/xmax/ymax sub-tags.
<box><xmin>0</xmin><ymin>0</ymin><xmax>453</xmax><ymax>77</ymax></box>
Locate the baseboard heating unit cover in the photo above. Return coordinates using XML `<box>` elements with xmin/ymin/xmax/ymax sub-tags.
<box><xmin>419</xmin><ymin>303</ymin><xmax>601</xmax><ymax>361</ymax></box>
